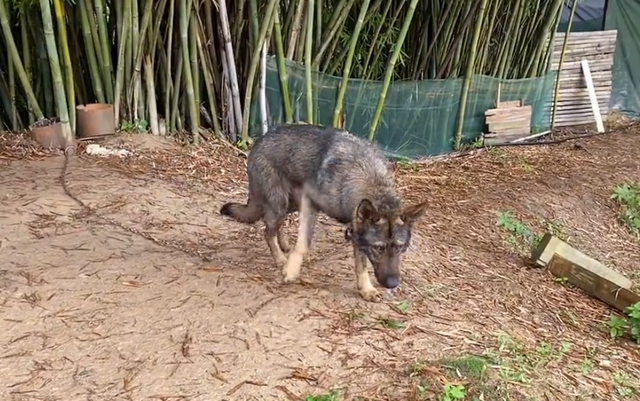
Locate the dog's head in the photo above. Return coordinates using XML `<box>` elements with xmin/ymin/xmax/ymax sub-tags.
<box><xmin>350</xmin><ymin>198</ymin><xmax>428</xmax><ymax>289</ymax></box>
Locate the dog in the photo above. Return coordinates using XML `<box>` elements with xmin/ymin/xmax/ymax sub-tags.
<box><xmin>220</xmin><ymin>123</ymin><xmax>427</xmax><ymax>302</ymax></box>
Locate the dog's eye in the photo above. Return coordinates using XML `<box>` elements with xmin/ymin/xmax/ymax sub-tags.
<box><xmin>373</xmin><ymin>244</ymin><xmax>386</xmax><ymax>252</ymax></box>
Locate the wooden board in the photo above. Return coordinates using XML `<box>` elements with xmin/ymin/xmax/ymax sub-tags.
<box><xmin>547</xmin><ymin>254</ymin><xmax>640</xmax><ymax>313</ymax></box>
<box><xmin>531</xmin><ymin>233</ymin><xmax>639</xmax><ymax>313</ymax></box>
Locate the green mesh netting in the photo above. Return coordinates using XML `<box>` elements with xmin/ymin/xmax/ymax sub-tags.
<box><xmin>250</xmin><ymin>57</ymin><xmax>557</xmax><ymax>159</ymax></box>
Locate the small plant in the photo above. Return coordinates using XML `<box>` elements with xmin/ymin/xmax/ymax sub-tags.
<box><xmin>120</xmin><ymin>119</ymin><xmax>149</xmax><ymax>133</ymax></box>
<box><xmin>497</xmin><ymin>211</ymin><xmax>570</xmax><ymax>255</ymax></box>
<box><xmin>468</xmin><ymin>137</ymin><xmax>485</xmax><ymax>149</ymax></box>
<box><xmin>440</xmin><ymin>383</ymin><xmax>466</xmax><ymax>401</ymax></box>
<box><xmin>496</xmin><ymin>211</ymin><xmax>539</xmax><ymax>251</ymax></box>
<box><xmin>608</xmin><ymin>316</ymin><xmax>628</xmax><ymax>339</ymax></box>
<box><xmin>416</xmin><ymin>384</ymin><xmax>428</xmax><ymax>400</ymax></box>
<box><xmin>626</xmin><ymin>302</ymin><xmax>640</xmax><ymax>341</ymax></box>
<box><xmin>579</xmin><ymin>357</ymin><xmax>594</xmax><ymax>375</ymax></box>
<box><xmin>236</xmin><ymin>139</ymin><xmax>250</xmax><ymax>151</ymax></box>
<box><xmin>611</xmin><ymin>183</ymin><xmax>640</xmax><ymax>236</ymax></box>
<box><xmin>607</xmin><ymin>302</ymin><xmax>640</xmax><ymax>343</ymax></box>
<box><xmin>613</xmin><ymin>371</ymin><xmax>635</xmax><ymax>398</ymax></box>
<box><xmin>440</xmin><ymin>355</ymin><xmax>488</xmax><ymax>381</ymax></box>
<box><xmin>410</xmin><ymin>360</ymin><xmax>428</xmax><ymax>377</ymax></box>
<box><xmin>395</xmin><ymin>301</ymin><xmax>411</xmax><ymax>313</ymax></box>
<box><xmin>379</xmin><ymin>317</ymin><xmax>406</xmax><ymax>330</ymax></box>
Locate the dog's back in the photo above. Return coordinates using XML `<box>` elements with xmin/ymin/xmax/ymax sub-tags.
<box><xmin>220</xmin><ymin>123</ymin><xmax>398</xmax><ymax>225</ymax></box>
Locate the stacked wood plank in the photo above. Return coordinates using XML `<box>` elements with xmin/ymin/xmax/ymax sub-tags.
<box><xmin>484</xmin><ymin>99</ymin><xmax>532</xmax><ymax>145</ymax></box>
<box><xmin>548</xmin><ymin>30</ymin><xmax>617</xmax><ymax>127</ymax></box>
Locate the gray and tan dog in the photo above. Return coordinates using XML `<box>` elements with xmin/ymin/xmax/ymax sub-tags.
<box><xmin>220</xmin><ymin>123</ymin><xmax>427</xmax><ymax>302</ymax></box>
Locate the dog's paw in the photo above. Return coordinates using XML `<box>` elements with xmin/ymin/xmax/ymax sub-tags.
<box><xmin>282</xmin><ymin>252</ymin><xmax>303</xmax><ymax>283</ymax></box>
<box><xmin>359</xmin><ymin>287</ymin><xmax>382</xmax><ymax>302</ymax></box>
<box><xmin>282</xmin><ymin>272</ymin><xmax>299</xmax><ymax>284</ymax></box>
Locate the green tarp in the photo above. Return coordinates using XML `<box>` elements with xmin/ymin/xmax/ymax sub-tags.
<box><xmin>605</xmin><ymin>0</ymin><xmax>640</xmax><ymax>116</ymax></box>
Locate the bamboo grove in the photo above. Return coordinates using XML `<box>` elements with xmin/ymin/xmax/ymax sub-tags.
<box><xmin>0</xmin><ymin>0</ymin><xmax>568</xmax><ymax>149</ymax></box>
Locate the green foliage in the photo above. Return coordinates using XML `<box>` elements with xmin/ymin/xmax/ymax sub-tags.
<box><xmin>496</xmin><ymin>211</ymin><xmax>569</xmax><ymax>256</ymax></box>
<box><xmin>611</xmin><ymin>183</ymin><xmax>640</xmax><ymax>236</ymax></box>
<box><xmin>440</xmin><ymin>383</ymin><xmax>466</xmax><ymax>401</ymax></box>
<box><xmin>120</xmin><ymin>119</ymin><xmax>149</xmax><ymax>133</ymax></box>
<box><xmin>496</xmin><ymin>211</ymin><xmax>541</xmax><ymax>251</ymax></box>
<box><xmin>607</xmin><ymin>302</ymin><xmax>640</xmax><ymax>344</ymax></box>
<box><xmin>608</xmin><ymin>316</ymin><xmax>628</xmax><ymax>340</ymax></box>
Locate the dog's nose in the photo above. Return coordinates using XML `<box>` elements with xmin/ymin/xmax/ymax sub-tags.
<box><xmin>382</xmin><ymin>275</ymin><xmax>399</xmax><ymax>289</ymax></box>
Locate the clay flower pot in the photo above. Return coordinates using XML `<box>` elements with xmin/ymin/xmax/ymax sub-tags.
<box><xmin>30</xmin><ymin>117</ymin><xmax>65</xmax><ymax>149</ymax></box>
<box><xmin>76</xmin><ymin>103</ymin><xmax>116</xmax><ymax>139</ymax></box>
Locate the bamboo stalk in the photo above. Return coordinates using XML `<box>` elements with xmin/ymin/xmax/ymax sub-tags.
<box><xmin>52</xmin><ymin>0</ymin><xmax>75</xmax><ymax>133</ymax></box>
<box><xmin>180</xmin><ymin>0</ymin><xmax>199</xmax><ymax>143</ymax></box>
<box><xmin>218</xmin><ymin>0</ymin><xmax>244</xmax><ymax>135</ymax></box>
<box><xmin>332</xmin><ymin>0</ymin><xmax>371</xmax><ymax>128</ymax></box>
<box><xmin>0</xmin><ymin>0</ymin><xmax>44</xmax><ymax>119</ymax></box>
<box><xmin>304</xmin><ymin>0</ymin><xmax>315</xmax><ymax>123</ymax></box>
<box><xmin>453</xmin><ymin>0</ymin><xmax>489</xmax><ymax>150</ymax></box>
<box><xmin>144</xmin><ymin>56</ymin><xmax>160</xmax><ymax>135</ymax></box>
<box><xmin>165</xmin><ymin>0</ymin><xmax>176</xmax><ymax>131</ymax></box>
<box><xmin>240</xmin><ymin>0</ymin><xmax>278</xmax><ymax>142</ymax></box>
<box><xmin>368</xmin><ymin>0</ymin><xmax>419</xmax><ymax>141</ymax></box>
<box><xmin>286</xmin><ymin>0</ymin><xmax>306</xmax><ymax>60</ymax></box>
<box><xmin>7</xmin><ymin>0</ymin><xmax>16</xmax><ymax>130</ymax></box>
<box><xmin>551</xmin><ymin>0</ymin><xmax>579</xmax><ymax>130</ymax></box>
<box><xmin>113</xmin><ymin>0</ymin><xmax>131</xmax><ymax>127</ymax></box>
<box><xmin>170</xmin><ymin>53</ymin><xmax>184</xmax><ymax>131</ymax></box>
<box><xmin>273</xmin><ymin>8</ymin><xmax>293</xmax><ymax>123</ymax></box>
<box><xmin>189</xmin><ymin>4</ymin><xmax>200</xmax><ymax>131</ymax></box>
<box><xmin>312</xmin><ymin>0</ymin><xmax>355</xmax><ymax>69</ymax></box>
<box><xmin>195</xmin><ymin>20</ymin><xmax>222</xmax><ymax>138</ymax></box>
<box><xmin>19</xmin><ymin>4</ymin><xmax>33</xmax><ymax>125</ymax></box>
<box><xmin>131</xmin><ymin>0</ymin><xmax>141</xmax><ymax>119</ymax></box>
<box><xmin>39</xmin><ymin>0</ymin><xmax>74</xmax><ymax>146</ymax></box>
<box><xmin>260</xmin><ymin>35</ymin><xmax>269</xmax><ymax>134</ymax></box>
<box><xmin>93</xmin><ymin>0</ymin><xmax>114</xmax><ymax>103</ymax></box>
<box><xmin>78</xmin><ymin>0</ymin><xmax>105</xmax><ymax>104</ymax></box>
<box><xmin>128</xmin><ymin>0</ymin><xmax>154</xmax><ymax>122</ymax></box>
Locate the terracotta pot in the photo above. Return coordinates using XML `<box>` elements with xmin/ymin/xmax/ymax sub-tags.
<box><xmin>76</xmin><ymin>103</ymin><xmax>116</xmax><ymax>139</ymax></box>
<box><xmin>30</xmin><ymin>120</ymin><xmax>65</xmax><ymax>149</ymax></box>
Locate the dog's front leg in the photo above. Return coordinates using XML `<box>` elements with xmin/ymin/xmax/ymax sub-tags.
<box><xmin>354</xmin><ymin>247</ymin><xmax>382</xmax><ymax>302</ymax></box>
<box><xmin>282</xmin><ymin>193</ymin><xmax>313</xmax><ymax>283</ymax></box>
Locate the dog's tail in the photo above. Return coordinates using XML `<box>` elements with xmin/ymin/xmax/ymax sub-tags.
<box><xmin>220</xmin><ymin>198</ymin><xmax>263</xmax><ymax>224</ymax></box>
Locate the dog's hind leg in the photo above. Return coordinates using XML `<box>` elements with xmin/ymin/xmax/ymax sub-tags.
<box><xmin>305</xmin><ymin>211</ymin><xmax>317</xmax><ymax>249</ymax></box>
<box><xmin>264</xmin><ymin>210</ymin><xmax>289</xmax><ymax>267</ymax></box>
<box><xmin>277</xmin><ymin>230</ymin><xmax>291</xmax><ymax>253</ymax></box>
<box><xmin>282</xmin><ymin>191</ymin><xmax>314</xmax><ymax>283</ymax></box>
<box><xmin>275</xmin><ymin>191</ymin><xmax>302</xmax><ymax>254</ymax></box>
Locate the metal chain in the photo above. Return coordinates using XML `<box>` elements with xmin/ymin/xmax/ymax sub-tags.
<box><xmin>59</xmin><ymin>149</ymin><xmax>205</xmax><ymax>260</ymax></box>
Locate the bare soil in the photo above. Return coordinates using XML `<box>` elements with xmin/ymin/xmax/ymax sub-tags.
<box><xmin>1</xmin><ymin>127</ymin><xmax>640</xmax><ymax>401</ymax></box>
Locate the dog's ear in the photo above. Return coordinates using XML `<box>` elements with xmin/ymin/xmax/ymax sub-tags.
<box><xmin>400</xmin><ymin>201</ymin><xmax>428</xmax><ymax>225</ymax></box>
<box><xmin>354</xmin><ymin>199</ymin><xmax>379</xmax><ymax>229</ymax></box>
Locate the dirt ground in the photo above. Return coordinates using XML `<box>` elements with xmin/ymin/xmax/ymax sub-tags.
<box><xmin>1</xmin><ymin>127</ymin><xmax>640</xmax><ymax>401</ymax></box>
